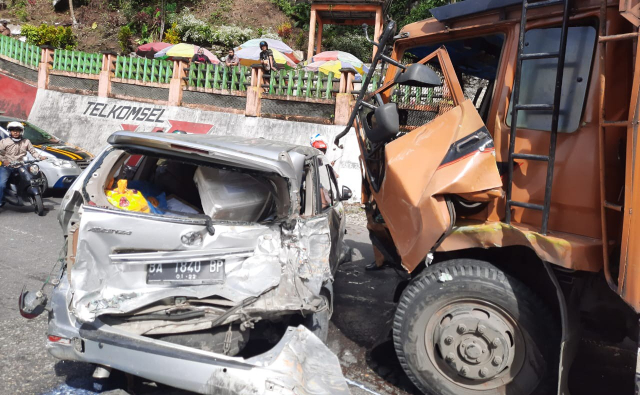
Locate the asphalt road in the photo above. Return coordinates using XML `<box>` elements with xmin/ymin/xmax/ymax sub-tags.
<box><xmin>0</xmin><ymin>195</ymin><xmax>636</xmax><ymax>395</ymax></box>
<box><xmin>0</xmin><ymin>195</ymin><xmax>416</xmax><ymax>395</ymax></box>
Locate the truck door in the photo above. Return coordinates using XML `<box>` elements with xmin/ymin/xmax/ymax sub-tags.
<box><xmin>356</xmin><ymin>47</ymin><xmax>503</xmax><ymax>271</ymax></box>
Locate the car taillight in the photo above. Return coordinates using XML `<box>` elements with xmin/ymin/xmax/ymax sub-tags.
<box><xmin>47</xmin><ymin>335</ymin><xmax>70</xmax><ymax>344</ymax></box>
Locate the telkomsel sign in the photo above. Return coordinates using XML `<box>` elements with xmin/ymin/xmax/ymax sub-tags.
<box><xmin>84</xmin><ymin>102</ymin><xmax>166</xmax><ymax>123</ymax></box>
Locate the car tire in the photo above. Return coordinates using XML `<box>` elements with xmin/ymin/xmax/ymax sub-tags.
<box><xmin>393</xmin><ymin>259</ymin><xmax>558</xmax><ymax>395</ymax></box>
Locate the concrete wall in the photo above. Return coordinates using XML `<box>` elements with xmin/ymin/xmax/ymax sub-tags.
<box><xmin>28</xmin><ymin>88</ymin><xmax>362</xmax><ymax>199</ymax></box>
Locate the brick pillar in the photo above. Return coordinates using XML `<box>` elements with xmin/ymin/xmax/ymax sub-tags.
<box><xmin>334</xmin><ymin>69</ymin><xmax>355</xmax><ymax>126</ymax></box>
<box><xmin>98</xmin><ymin>51</ymin><xmax>116</xmax><ymax>98</ymax></box>
<box><xmin>168</xmin><ymin>58</ymin><xmax>188</xmax><ymax>106</ymax></box>
<box><xmin>37</xmin><ymin>46</ymin><xmax>54</xmax><ymax>90</ymax></box>
<box><xmin>245</xmin><ymin>64</ymin><xmax>264</xmax><ymax>117</ymax></box>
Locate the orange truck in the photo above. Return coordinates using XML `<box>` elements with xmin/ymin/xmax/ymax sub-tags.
<box><xmin>335</xmin><ymin>0</ymin><xmax>640</xmax><ymax>393</ymax></box>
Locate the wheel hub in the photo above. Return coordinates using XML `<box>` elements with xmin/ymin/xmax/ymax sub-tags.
<box><xmin>434</xmin><ymin>310</ymin><xmax>513</xmax><ymax>381</ymax></box>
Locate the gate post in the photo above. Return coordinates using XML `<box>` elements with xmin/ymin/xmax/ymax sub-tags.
<box><xmin>37</xmin><ymin>46</ymin><xmax>54</xmax><ymax>90</ymax></box>
<box><xmin>245</xmin><ymin>64</ymin><xmax>264</xmax><ymax>117</ymax></box>
<box><xmin>334</xmin><ymin>68</ymin><xmax>355</xmax><ymax>126</ymax></box>
<box><xmin>168</xmin><ymin>58</ymin><xmax>188</xmax><ymax>106</ymax></box>
<box><xmin>98</xmin><ymin>51</ymin><xmax>116</xmax><ymax>97</ymax></box>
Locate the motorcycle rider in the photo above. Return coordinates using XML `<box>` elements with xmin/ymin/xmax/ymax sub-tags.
<box><xmin>0</xmin><ymin>121</ymin><xmax>47</xmax><ymax>207</ymax></box>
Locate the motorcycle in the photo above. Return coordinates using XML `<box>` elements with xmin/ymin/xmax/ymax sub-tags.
<box><xmin>2</xmin><ymin>159</ymin><xmax>46</xmax><ymax>216</ymax></box>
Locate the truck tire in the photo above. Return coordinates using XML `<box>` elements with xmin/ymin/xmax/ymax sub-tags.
<box><xmin>393</xmin><ymin>259</ymin><xmax>557</xmax><ymax>395</ymax></box>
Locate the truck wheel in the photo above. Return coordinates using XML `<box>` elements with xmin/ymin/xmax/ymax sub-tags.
<box><xmin>393</xmin><ymin>259</ymin><xmax>557</xmax><ymax>395</ymax></box>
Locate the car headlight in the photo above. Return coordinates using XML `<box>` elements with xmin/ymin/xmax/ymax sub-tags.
<box><xmin>50</xmin><ymin>158</ymin><xmax>75</xmax><ymax>168</ymax></box>
<box><xmin>29</xmin><ymin>164</ymin><xmax>39</xmax><ymax>175</ymax></box>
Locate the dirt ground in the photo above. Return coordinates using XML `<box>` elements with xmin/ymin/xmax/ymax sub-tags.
<box><xmin>0</xmin><ymin>0</ymin><xmax>297</xmax><ymax>53</ymax></box>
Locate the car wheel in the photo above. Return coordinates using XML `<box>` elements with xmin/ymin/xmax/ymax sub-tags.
<box><xmin>393</xmin><ymin>259</ymin><xmax>558</xmax><ymax>395</ymax></box>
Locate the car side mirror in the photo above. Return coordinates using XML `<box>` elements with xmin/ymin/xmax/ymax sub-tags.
<box><xmin>341</xmin><ymin>186</ymin><xmax>353</xmax><ymax>201</ymax></box>
<box><xmin>395</xmin><ymin>63</ymin><xmax>442</xmax><ymax>88</ymax></box>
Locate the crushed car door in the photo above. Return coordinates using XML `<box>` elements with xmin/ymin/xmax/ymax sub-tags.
<box><xmin>356</xmin><ymin>47</ymin><xmax>503</xmax><ymax>271</ymax></box>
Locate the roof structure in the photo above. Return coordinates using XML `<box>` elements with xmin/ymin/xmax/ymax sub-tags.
<box><xmin>307</xmin><ymin>1</ymin><xmax>388</xmax><ymax>61</ymax></box>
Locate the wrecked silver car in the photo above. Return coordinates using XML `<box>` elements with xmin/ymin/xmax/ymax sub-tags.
<box><xmin>20</xmin><ymin>131</ymin><xmax>353</xmax><ymax>394</ymax></box>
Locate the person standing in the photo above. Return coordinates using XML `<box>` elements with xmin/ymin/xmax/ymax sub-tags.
<box><xmin>259</xmin><ymin>41</ymin><xmax>276</xmax><ymax>72</ymax></box>
<box><xmin>224</xmin><ymin>48</ymin><xmax>239</xmax><ymax>67</ymax></box>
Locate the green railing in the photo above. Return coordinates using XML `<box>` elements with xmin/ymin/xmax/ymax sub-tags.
<box><xmin>264</xmin><ymin>69</ymin><xmax>338</xmax><ymax>100</ymax></box>
<box><xmin>352</xmin><ymin>74</ymin><xmax>381</xmax><ymax>95</ymax></box>
<box><xmin>0</xmin><ymin>35</ymin><xmax>41</xmax><ymax>68</ymax></box>
<box><xmin>186</xmin><ymin>63</ymin><xmax>250</xmax><ymax>92</ymax></box>
<box><xmin>52</xmin><ymin>50</ymin><xmax>102</xmax><ymax>74</ymax></box>
<box><xmin>113</xmin><ymin>56</ymin><xmax>173</xmax><ymax>84</ymax></box>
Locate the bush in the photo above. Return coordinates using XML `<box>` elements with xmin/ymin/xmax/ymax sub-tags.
<box><xmin>323</xmin><ymin>30</ymin><xmax>371</xmax><ymax>62</ymax></box>
<box><xmin>277</xmin><ymin>22</ymin><xmax>292</xmax><ymax>39</ymax></box>
<box><xmin>175</xmin><ymin>9</ymin><xmax>255</xmax><ymax>48</ymax></box>
<box><xmin>209</xmin><ymin>25</ymin><xmax>253</xmax><ymax>48</ymax></box>
<box><xmin>117</xmin><ymin>25</ymin><xmax>133</xmax><ymax>53</ymax></box>
<box><xmin>21</xmin><ymin>24</ymin><xmax>77</xmax><ymax>50</ymax></box>
<box><xmin>270</xmin><ymin>0</ymin><xmax>310</xmax><ymax>28</ymax></box>
<box><xmin>163</xmin><ymin>23</ymin><xmax>180</xmax><ymax>44</ymax></box>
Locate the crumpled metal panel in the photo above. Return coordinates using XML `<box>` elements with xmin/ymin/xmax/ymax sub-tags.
<box><xmin>206</xmin><ymin>326</ymin><xmax>350</xmax><ymax>395</ymax></box>
<box><xmin>70</xmin><ymin>206</ymin><xmax>283</xmax><ymax>323</ymax></box>
<box><xmin>70</xmin><ymin>205</ymin><xmax>336</xmax><ymax>324</ymax></box>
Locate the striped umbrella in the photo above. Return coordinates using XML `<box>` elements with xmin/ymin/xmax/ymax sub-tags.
<box><xmin>136</xmin><ymin>42</ymin><xmax>173</xmax><ymax>59</ymax></box>
<box><xmin>305</xmin><ymin>59</ymin><xmax>370</xmax><ymax>81</ymax></box>
<box><xmin>236</xmin><ymin>38</ymin><xmax>300</xmax><ymax>64</ymax></box>
<box><xmin>234</xmin><ymin>47</ymin><xmax>296</xmax><ymax>69</ymax></box>
<box><xmin>154</xmin><ymin>43</ymin><xmax>220</xmax><ymax>64</ymax></box>
<box><xmin>311</xmin><ymin>51</ymin><xmax>367</xmax><ymax>74</ymax></box>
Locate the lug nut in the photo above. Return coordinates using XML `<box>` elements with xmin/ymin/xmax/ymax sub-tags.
<box><xmin>492</xmin><ymin>356</ymin><xmax>503</xmax><ymax>366</ymax></box>
<box><xmin>477</xmin><ymin>325</ymin><xmax>486</xmax><ymax>334</ymax></box>
<box><xmin>444</xmin><ymin>336</ymin><xmax>454</xmax><ymax>345</ymax></box>
<box><xmin>492</xmin><ymin>338</ymin><xmax>501</xmax><ymax>347</ymax></box>
<box><xmin>445</xmin><ymin>353</ymin><xmax>455</xmax><ymax>363</ymax></box>
<box><xmin>479</xmin><ymin>368</ymin><xmax>489</xmax><ymax>378</ymax></box>
<box><xmin>457</xmin><ymin>324</ymin><xmax>467</xmax><ymax>334</ymax></box>
<box><xmin>459</xmin><ymin>366</ymin><xmax>468</xmax><ymax>376</ymax></box>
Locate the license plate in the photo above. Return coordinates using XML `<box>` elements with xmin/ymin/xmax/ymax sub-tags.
<box><xmin>147</xmin><ymin>260</ymin><xmax>225</xmax><ymax>284</ymax></box>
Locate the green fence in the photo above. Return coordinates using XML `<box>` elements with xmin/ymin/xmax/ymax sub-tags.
<box><xmin>352</xmin><ymin>74</ymin><xmax>381</xmax><ymax>95</ymax></box>
<box><xmin>0</xmin><ymin>35</ymin><xmax>41</xmax><ymax>68</ymax></box>
<box><xmin>264</xmin><ymin>69</ymin><xmax>338</xmax><ymax>100</ymax></box>
<box><xmin>52</xmin><ymin>50</ymin><xmax>102</xmax><ymax>74</ymax></box>
<box><xmin>186</xmin><ymin>63</ymin><xmax>250</xmax><ymax>92</ymax></box>
<box><xmin>113</xmin><ymin>56</ymin><xmax>173</xmax><ymax>84</ymax></box>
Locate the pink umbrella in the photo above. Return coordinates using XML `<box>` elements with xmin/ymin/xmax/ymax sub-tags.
<box><xmin>136</xmin><ymin>42</ymin><xmax>173</xmax><ymax>59</ymax></box>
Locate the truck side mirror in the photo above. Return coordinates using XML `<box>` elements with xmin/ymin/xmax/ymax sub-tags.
<box><xmin>341</xmin><ymin>186</ymin><xmax>353</xmax><ymax>201</ymax></box>
<box><xmin>364</xmin><ymin>102</ymin><xmax>400</xmax><ymax>144</ymax></box>
<box><xmin>395</xmin><ymin>63</ymin><xmax>442</xmax><ymax>88</ymax></box>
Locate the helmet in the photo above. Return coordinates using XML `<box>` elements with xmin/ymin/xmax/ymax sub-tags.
<box><xmin>7</xmin><ymin>121</ymin><xmax>24</xmax><ymax>141</ymax></box>
<box><xmin>312</xmin><ymin>140</ymin><xmax>327</xmax><ymax>153</ymax></box>
<box><xmin>259</xmin><ymin>41</ymin><xmax>268</xmax><ymax>48</ymax></box>
<box><xmin>310</xmin><ymin>133</ymin><xmax>326</xmax><ymax>145</ymax></box>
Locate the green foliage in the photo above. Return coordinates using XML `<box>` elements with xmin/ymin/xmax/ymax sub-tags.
<box><xmin>209</xmin><ymin>0</ymin><xmax>234</xmax><ymax>25</ymax></box>
<box><xmin>163</xmin><ymin>23</ymin><xmax>180</xmax><ymax>44</ymax></box>
<box><xmin>21</xmin><ymin>24</ymin><xmax>77</xmax><ymax>50</ymax></box>
<box><xmin>388</xmin><ymin>0</ymin><xmax>450</xmax><ymax>27</ymax></box>
<box><xmin>294</xmin><ymin>31</ymin><xmax>306</xmax><ymax>51</ymax></box>
<box><xmin>269</xmin><ymin>0</ymin><xmax>310</xmax><ymax>28</ymax></box>
<box><xmin>322</xmin><ymin>28</ymin><xmax>371</xmax><ymax>61</ymax></box>
<box><xmin>175</xmin><ymin>9</ymin><xmax>254</xmax><ymax>48</ymax></box>
<box><xmin>11</xmin><ymin>0</ymin><xmax>28</xmax><ymax>23</ymax></box>
<box><xmin>277</xmin><ymin>22</ymin><xmax>292</xmax><ymax>39</ymax></box>
<box><xmin>117</xmin><ymin>25</ymin><xmax>133</xmax><ymax>53</ymax></box>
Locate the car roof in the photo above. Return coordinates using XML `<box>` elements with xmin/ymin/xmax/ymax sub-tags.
<box><xmin>108</xmin><ymin>131</ymin><xmax>317</xmax><ymax>179</ymax></box>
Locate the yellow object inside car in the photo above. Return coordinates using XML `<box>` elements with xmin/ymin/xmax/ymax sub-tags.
<box><xmin>105</xmin><ymin>179</ymin><xmax>151</xmax><ymax>213</ymax></box>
